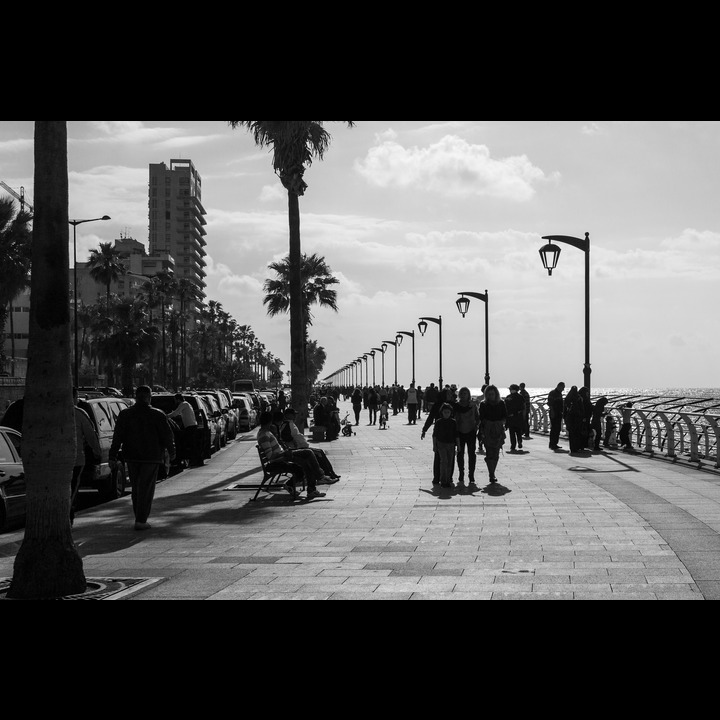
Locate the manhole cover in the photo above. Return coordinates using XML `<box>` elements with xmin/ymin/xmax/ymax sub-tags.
<box><xmin>0</xmin><ymin>577</ymin><xmax>164</xmax><ymax>600</ymax></box>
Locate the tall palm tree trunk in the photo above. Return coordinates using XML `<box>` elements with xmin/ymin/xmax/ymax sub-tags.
<box><xmin>288</xmin><ymin>192</ymin><xmax>307</xmax><ymax>429</ymax></box>
<box><xmin>9</xmin><ymin>121</ymin><xmax>86</xmax><ymax>599</ymax></box>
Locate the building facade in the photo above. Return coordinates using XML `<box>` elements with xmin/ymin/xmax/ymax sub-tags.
<box><xmin>148</xmin><ymin>159</ymin><xmax>208</xmax><ymax>314</ymax></box>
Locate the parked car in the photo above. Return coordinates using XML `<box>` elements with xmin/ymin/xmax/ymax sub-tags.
<box><xmin>232</xmin><ymin>393</ymin><xmax>258</xmax><ymax>432</ymax></box>
<box><xmin>198</xmin><ymin>393</ymin><xmax>227</xmax><ymax>449</ymax></box>
<box><xmin>150</xmin><ymin>393</ymin><xmax>217</xmax><ymax>461</ymax></box>
<box><xmin>258</xmin><ymin>391</ymin><xmax>277</xmax><ymax>409</ymax></box>
<box><xmin>0</xmin><ymin>425</ymin><xmax>24</xmax><ymax>532</ymax></box>
<box><xmin>76</xmin><ymin>396</ymin><xmax>133</xmax><ymax>500</ymax></box>
<box><xmin>207</xmin><ymin>389</ymin><xmax>238</xmax><ymax>441</ymax></box>
<box><xmin>232</xmin><ymin>379</ymin><xmax>255</xmax><ymax>394</ymax></box>
<box><xmin>218</xmin><ymin>389</ymin><xmax>239</xmax><ymax>437</ymax></box>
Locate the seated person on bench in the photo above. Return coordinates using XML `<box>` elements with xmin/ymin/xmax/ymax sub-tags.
<box><xmin>280</xmin><ymin>408</ymin><xmax>341</xmax><ymax>482</ymax></box>
<box><xmin>257</xmin><ymin>412</ymin><xmax>328</xmax><ymax>500</ymax></box>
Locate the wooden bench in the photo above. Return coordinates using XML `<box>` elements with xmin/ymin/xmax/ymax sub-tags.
<box><xmin>252</xmin><ymin>445</ymin><xmax>305</xmax><ymax>501</ymax></box>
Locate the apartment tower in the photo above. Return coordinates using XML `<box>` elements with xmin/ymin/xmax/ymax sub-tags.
<box><xmin>148</xmin><ymin>159</ymin><xmax>208</xmax><ymax>314</ymax></box>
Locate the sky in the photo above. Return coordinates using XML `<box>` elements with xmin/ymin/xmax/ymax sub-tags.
<box><xmin>1</xmin><ymin>120</ymin><xmax>719</xmax><ymax>392</ymax></box>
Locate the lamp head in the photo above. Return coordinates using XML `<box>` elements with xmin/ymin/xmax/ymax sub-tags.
<box><xmin>539</xmin><ymin>242</ymin><xmax>562</xmax><ymax>276</ymax></box>
<box><xmin>395</xmin><ymin>334</ymin><xmax>403</xmax><ymax>346</ymax></box>
<box><xmin>418</xmin><ymin>320</ymin><xmax>428</xmax><ymax>336</ymax></box>
<box><xmin>456</xmin><ymin>295</ymin><xmax>470</xmax><ymax>318</ymax></box>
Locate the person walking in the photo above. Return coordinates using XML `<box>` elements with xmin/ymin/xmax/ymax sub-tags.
<box><xmin>421</xmin><ymin>397</ymin><xmax>454</xmax><ymax>485</ymax></box>
<box><xmin>416</xmin><ymin>386</ymin><xmax>424</xmax><ymax>420</ymax></box>
<box><xmin>367</xmin><ymin>385</ymin><xmax>379</xmax><ymax>425</ymax></box>
<box><xmin>591</xmin><ymin>396</ymin><xmax>609</xmax><ymax>452</ymax></box>
<box><xmin>351</xmin><ymin>387</ymin><xmax>363</xmax><ymax>426</ymax></box>
<box><xmin>454</xmin><ymin>386</ymin><xmax>479</xmax><ymax>484</ymax></box>
<box><xmin>547</xmin><ymin>382</ymin><xmax>566</xmax><ymax>450</ymax></box>
<box><xmin>406</xmin><ymin>382</ymin><xmax>419</xmax><ymax>425</ymax></box>
<box><xmin>109</xmin><ymin>386</ymin><xmax>176</xmax><ymax>531</ymax></box>
<box><xmin>71</xmin><ymin>388</ymin><xmax>101</xmax><ymax>525</ymax></box>
<box><xmin>563</xmin><ymin>386</ymin><xmax>585</xmax><ymax>454</ymax></box>
<box><xmin>425</xmin><ymin>383</ymin><xmax>438</xmax><ymax>417</ymax></box>
<box><xmin>505</xmin><ymin>384</ymin><xmax>525</xmax><ymax>453</ymax></box>
<box><xmin>620</xmin><ymin>402</ymin><xmax>634</xmax><ymax>450</ymax></box>
<box><xmin>432</xmin><ymin>403</ymin><xmax>459</xmax><ymax>488</ymax></box>
<box><xmin>478</xmin><ymin>385</ymin><xmax>507</xmax><ymax>484</ymax></box>
<box><xmin>519</xmin><ymin>382</ymin><xmax>532</xmax><ymax>439</ymax></box>
<box><xmin>168</xmin><ymin>392</ymin><xmax>202</xmax><ymax>467</ymax></box>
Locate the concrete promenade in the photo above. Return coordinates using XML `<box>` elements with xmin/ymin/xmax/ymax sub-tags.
<box><xmin>2</xmin><ymin>398</ymin><xmax>720</xmax><ymax>600</ymax></box>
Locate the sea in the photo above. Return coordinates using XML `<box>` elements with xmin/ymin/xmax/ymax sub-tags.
<box><xmin>467</xmin><ymin>387</ymin><xmax>720</xmax><ymax>415</ymax></box>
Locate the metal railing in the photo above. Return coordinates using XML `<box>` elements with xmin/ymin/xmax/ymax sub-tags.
<box><xmin>529</xmin><ymin>400</ymin><xmax>720</xmax><ymax>472</ymax></box>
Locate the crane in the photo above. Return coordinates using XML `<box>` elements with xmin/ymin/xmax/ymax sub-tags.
<box><xmin>0</xmin><ymin>181</ymin><xmax>34</xmax><ymax>213</ymax></box>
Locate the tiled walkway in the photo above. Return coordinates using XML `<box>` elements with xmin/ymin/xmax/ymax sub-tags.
<box><xmin>2</xmin><ymin>399</ymin><xmax>719</xmax><ymax>600</ymax></box>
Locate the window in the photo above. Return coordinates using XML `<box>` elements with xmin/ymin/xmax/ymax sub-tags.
<box><xmin>0</xmin><ymin>434</ymin><xmax>15</xmax><ymax>463</ymax></box>
<box><xmin>94</xmin><ymin>404</ymin><xmax>113</xmax><ymax>433</ymax></box>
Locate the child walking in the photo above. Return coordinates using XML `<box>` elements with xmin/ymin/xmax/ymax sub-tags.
<box><xmin>433</xmin><ymin>403</ymin><xmax>458</xmax><ymax>488</ymax></box>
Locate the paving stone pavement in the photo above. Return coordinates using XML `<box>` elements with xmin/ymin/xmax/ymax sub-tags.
<box><xmin>2</xmin><ymin>399</ymin><xmax>720</xmax><ymax>600</ymax></box>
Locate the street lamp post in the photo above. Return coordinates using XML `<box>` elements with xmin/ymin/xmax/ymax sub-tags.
<box><xmin>70</xmin><ymin>215</ymin><xmax>111</xmax><ymax>388</ymax></box>
<box><xmin>539</xmin><ymin>232</ymin><xmax>591</xmax><ymax>393</ymax></box>
<box><xmin>382</xmin><ymin>340</ymin><xmax>398</xmax><ymax>385</ymax></box>
<box><xmin>369</xmin><ymin>350</ymin><xmax>376</xmax><ymax>386</ymax></box>
<box><xmin>396</xmin><ymin>330</ymin><xmax>416</xmax><ymax>385</ymax></box>
<box><xmin>363</xmin><ymin>354</ymin><xmax>369</xmax><ymax>387</ymax></box>
<box><xmin>418</xmin><ymin>316</ymin><xmax>443</xmax><ymax>389</ymax></box>
<box><xmin>372</xmin><ymin>347</ymin><xmax>385</xmax><ymax>387</ymax></box>
<box><xmin>357</xmin><ymin>357</ymin><xmax>364</xmax><ymax>388</ymax></box>
<box><xmin>456</xmin><ymin>291</ymin><xmax>490</xmax><ymax>386</ymax></box>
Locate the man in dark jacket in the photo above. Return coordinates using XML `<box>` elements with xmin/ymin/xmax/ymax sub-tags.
<box><xmin>547</xmin><ymin>382</ymin><xmax>565</xmax><ymax>450</ymax></box>
<box><xmin>109</xmin><ymin>386</ymin><xmax>176</xmax><ymax>531</ymax></box>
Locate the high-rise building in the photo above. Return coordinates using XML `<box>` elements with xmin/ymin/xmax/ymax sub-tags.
<box><xmin>148</xmin><ymin>159</ymin><xmax>208</xmax><ymax>314</ymax></box>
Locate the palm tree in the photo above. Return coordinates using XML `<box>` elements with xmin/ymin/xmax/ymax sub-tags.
<box><xmin>9</xmin><ymin>121</ymin><xmax>86</xmax><ymax>599</ymax></box>
<box><xmin>154</xmin><ymin>270</ymin><xmax>177</xmax><ymax>386</ymax></box>
<box><xmin>175</xmin><ymin>278</ymin><xmax>199</xmax><ymax>387</ymax></box>
<box><xmin>87</xmin><ymin>241</ymin><xmax>126</xmax><ymax>315</ymax></box>
<box><xmin>0</xmin><ymin>197</ymin><xmax>32</xmax><ymax>375</ymax></box>
<box><xmin>264</xmin><ymin>253</ymin><xmax>340</xmax><ymax>327</ymax></box>
<box><xmin>139</xmin><ymin>276</ymin><xmax>163</xmax><ymax>386</ymax></box>
<box><xmin>228</xmin><ymin>120</ymin><xmax>355</xmax><ymax>427</ymax></box>
<box><xmin>102</xmin><ymin>297</ymin><xmax>158</xmax><ymax>395</ymax></box>
<box><xmin>264</xmin><ymin>253</ymin><xmax>339</xmax><ymax>403</ymax></box>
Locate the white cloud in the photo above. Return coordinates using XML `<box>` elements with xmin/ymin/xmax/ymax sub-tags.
<box><xmin>259</xmin><ymin>183</ymin><xmax>286</xmax><ymax>202</ymax></box>
<box><xmin>355</xmin><ymin>134</ymin><xmax>552</xmax><ymax>201</ymax></box>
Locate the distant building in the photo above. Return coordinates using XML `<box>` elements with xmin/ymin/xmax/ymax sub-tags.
<box><xmin>148</xmin><ymin>159</ymin><xmax>208</xmax><ymax>314</ymax></box>
<box><xmin>73</xmin><ymin>235</ymin><xmax>176</xmax><ymax>306</ymax></box>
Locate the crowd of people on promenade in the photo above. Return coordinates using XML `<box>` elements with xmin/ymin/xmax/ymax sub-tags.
<box><xmin>312</xmin><ymin>380</ymin><xmax>628</xmax><ymax>491</ymax></box>
<box><xmin>58</xmin><ymin>380</ymin><xmax>628</xmax><ymax>529</ymax></box>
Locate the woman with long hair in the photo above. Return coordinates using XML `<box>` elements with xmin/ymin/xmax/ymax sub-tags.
<box><xmin>478</xmin><ymin>385</ymin><xmax>507</xmax><ymax>484</ymax></box>
<box><xmin>351</xmin><ymin>387</ymin><xmax>363</xmax><ymax>426</ymax></box>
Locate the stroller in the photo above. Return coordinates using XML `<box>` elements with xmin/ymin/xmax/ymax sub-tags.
<box><xmin>341</xmin><ymin>412</ymin><xmax>355</xmax><ymax>437</ymax></box>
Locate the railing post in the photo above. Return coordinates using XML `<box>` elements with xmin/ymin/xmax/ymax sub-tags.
<box><xmin>707</xmin><ymin>416</ymin><xmax>720</xmax><ymax>468</ymax></box>
<box><xmin>680</xmin><ymin>413</ymin><xmax>700</xmax><ymax>463</ymax></box>
<box><xmin>635</xmin><ymin>410</ymin><xmax>654</xmax><ymax>454</ymax></box>
<box><xmin>657</xmin><ymin>412</ymin><xmax>676</xmax><ymax>459</ymax></box>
